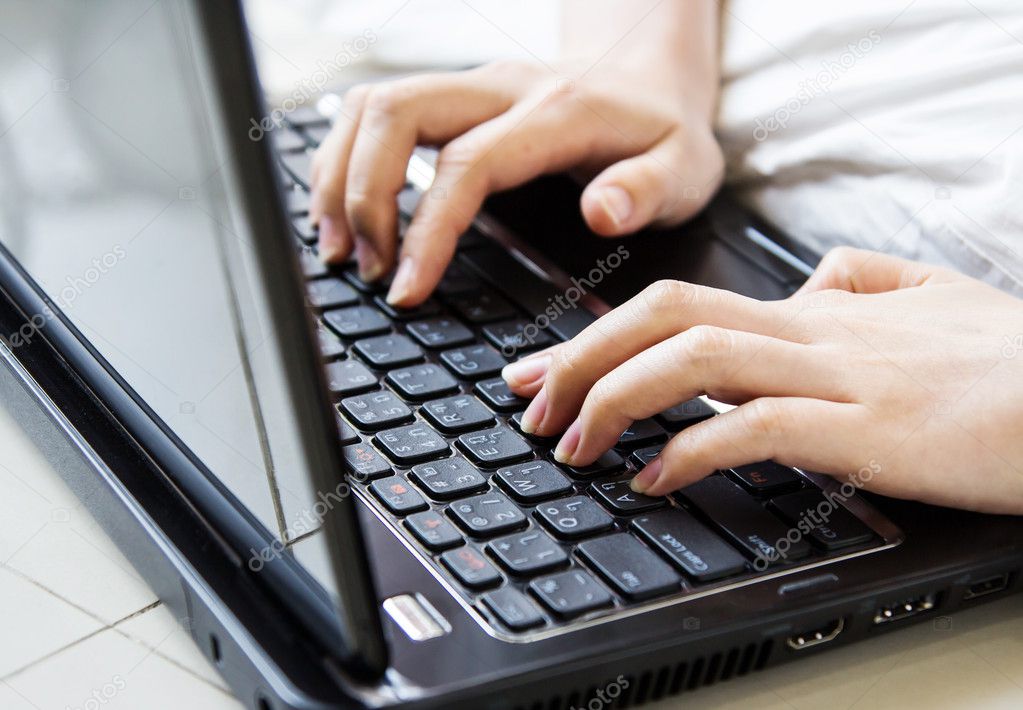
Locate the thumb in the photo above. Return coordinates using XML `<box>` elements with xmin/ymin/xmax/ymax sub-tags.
<box><xmin>794</xmin><ymin>246</ymin><xmax>960</xmax><ymax>296</ymax></box>
<box><xmin>579</xmin><ymin>131</ymin><xmax>719</xmax><ymax>237</ymax></box>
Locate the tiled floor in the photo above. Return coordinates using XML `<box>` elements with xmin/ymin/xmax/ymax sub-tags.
<box><xmin>2</xmin><ymin>381</ymin><xmax>1023</xmax><ymax>710</ymax></box>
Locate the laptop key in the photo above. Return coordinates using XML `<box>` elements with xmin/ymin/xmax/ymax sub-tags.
<box><xmin>370</xmin><ymin>476</ymin><xmax>428</xmax><ymax>515</ymax></box>
<box><xmin>299</xmin><ymin>249</ymin><xmax>327</xmax><ymax>278</ymax></box>
<box><xmin>481</xmin><ymin>588</ymin><xmax>545</xmax><ymax>631</ymax></box>
<box><xmin>338</xmin><ymin>391</ymin><xmax>413</xmax><ymax>431</ymax></box>
<box><xmin>342</xmin><ymin>443</ymin><xmax>392</xmax><ymax>480</ymax></box>
<box><xmin>447</xmin><ymin>492</ymin><xmax>527</xmax><ymax>537</ymax></box>
<box><xmin>323</xmin><ymin>305</ymin><xmax>390</xmax><ymax>339</ymax></box>
<box><xmin>495</xmin><ymin>461</ymin><xmax>573</xmax><ymax>503</ymax></box>
<box><xmin>529</xmin><ymin>569</ymin><xmax>613</xmax><ymax>619</ymax></box>
<box><xmin>279</xmin><ymin>151</ymin><xmax>312</xmax><ymax>188</ymax></box>
<box><xmin>317</xmin><ymin>324</ymin><xmax>346</xmax><ymax>360</ymax></box>
<box><xmin>405</xmin><ymin>317</ymin><xmax>474</xmax><ymax>349</ymax></box>
<box><xmin>292</xmin><ymin>215</ymin><xmax>318</xmax><ymax>245</ymax></box>
<box><xmin>436</xmin><ymin>262</ymin><xmax>480</xmax><ymax>295</ymax></box>
<box><xmin>474</xmin><ymin>378</ymin><xmax>528</xmax><ymax>413</ymax></box>
<box><xmin>374</xmin><ymin>422</ymin><xmax>448</xmax><ymax>465</ymax></box>
<box><xmin>334</xmin><ymin>412</ymin><xmax>360</xmax><ymax>445</ymax></box>
<box><xmin>631</xmin><ymin>509</ymin><xmax>748</xmax><ymax>582</ymax></box>
<box><xmin>558</xmin><ymin>450</ymin><xmax>626</xmax><ymax>479</ymax></box>
<box><xmin>616</xmin><ymin>419</ymin><xmax>668</xmax><ymax>449</ymax></box>
<box><xmin>285</xmin><ymin>187</ymin><xmax>310</xmax><ymax>216</ymax></box>
<box><xmin>404</xmin><ymin>510</ymin><xmax>463</xmax><ymax>551</ymax></box>
<box><xmin>728</xmin><ymin>461</ymin><xmax>803</xmax><ymax>496</ymax></box>
<box><xmin>440</xmin><ymin>547</ymin><xmax>502</xmax><ymax>590</ymax></box>
<box><xmin>272</xmin><ymin>129</ymin><xmax>307</xmax><ymax>153</ymax></box>
<box><xmin>677</xmin><ymin>475</ymin><xmax>812</xmax><ymax>565</ymax></box>
<box><xmin>372</xmin><ymin>295</ymin><xmax>442</xmax><ymax>321</ymax></box>
<box><xmin>577</xmin><ymin>533</ymin><xmax>681</xmax><ymax>601</ymax></box>
<box><xmin>630</xmin><ymin>445</ymin><xmax>663</xmax><ymax>469</ymax></box>
<box><xmin>440</xmin><ymin>344</ymin><xmax>506</xmax><ymax>379</ymax></box>
<box><xmin>385</xmin><ymin>363</ymin><xmax>458</xmax><ymax>400</ymax></box>
<box><xmin>446</xmin><ymin>289</ymin><xmax>516</xmax><ymax>324</ymax></box>
<box><xmin>353</xmin><ymin>334</ymin><xmax>423</xmax><ymax>368</ymax></box>
<box><xmin>488</xmin><ymin>529</ymin><xmax>569</xmax><ymax>576</ymax></box>
<box><xmin>510</xmin><ymin>411</ymin><xmax>557</xmax><ymax>443</ymax></box>
<box><xmin>535</xmin><ymin>496</ymin><xmax>614</xmax><ymax>540</ymax></box>
<box><xmin>457</xmin><ymin>424</ymin><xmax>533</xmax><ymax>467</ymax></box>
<box><xmin>656</xmin><ymin>399</ymin><xmax>716</xmax><ymax>431</ymax></box>
<box><xmin>342</xmin><ymin>266</ymin><xmax>388</xmax><ymax>293</ymax></box>
<box><xmin>307</xmin><ymin>278</ymin><xmax>359</xmax><ymax>309</ymax></box>
<box><xmin>325</xmin><ymin>360</ymin><xmax>377</xmax><ymax>395</ymax></box>
<box><xmin>421</xmin><ymin>394</ymin><xmax>495</xmax><ymax>434</ymax></box>
<box><xmin>589</xmin><ymin>479</ymin><xmax>666</xmax><ymax>515</ymax></box>
<box><xmin>409</xmin><ymin>456</ymin><xmax>488</xmax><ymax>500</ymax></box>
<box><xmin>482</xmin><ymin>319</ymin><xmax>554</xmax><ymax>353</ymax></box>
<box><xmin>768</xmin><ymin>489</ymin><xmax>875</xmax><ymax>551</ymax></box>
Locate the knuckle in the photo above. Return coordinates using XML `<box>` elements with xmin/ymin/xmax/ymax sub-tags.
<box><xmin>741</xmin><ymin>398</ymin><xmax>789</xmax><ymax>443</ymax></box>
<box><xmin>639</xmin><ymin>279</ymin><xmax>694</xmax><ymax>318</ymax></box>
<box><xmin>344</xmin><ymin>83</ymin><xmax>371</xmax><ymax>110</ymax></box>
<box><xmin>585</xmin><ymin>376</ymin><xmax>622</xmax><ymax>415</ymax></box>
<box><xmin>362</xmin><ymin>82</ymin><xmax>413</xmax><ymax>118</ymax></box>
<box><xmin>678</xmin><ymin>325</ymin><xmax>733</xmax><ymax>374</ymax></box>
<box><xmin>548</xmin><ymin>346</ymin><xmax>585</xmax><ymax>388</ymax></box>
<box><xmin>438</xmin><ymin>135</ymin><xmax>484</xmax><ymax>169</ymax></box>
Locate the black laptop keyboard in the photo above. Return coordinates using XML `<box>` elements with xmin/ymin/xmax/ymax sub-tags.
<box><xmin>274</xmin><ymin>115</ymin><xmax>883</xmax><ymax>635</ymax></box>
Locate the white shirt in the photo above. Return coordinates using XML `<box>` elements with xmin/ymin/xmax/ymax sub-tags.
<box><xmin>717</xmin><ymin>0</ymin><xmax>1023</xmax><ymax>295</ymax></box>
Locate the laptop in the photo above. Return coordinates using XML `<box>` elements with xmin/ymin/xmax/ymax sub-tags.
<box><xmin>1</xmin><ymin>1</ymin><xmax>1021</xmax><ymax>707</ymax></box>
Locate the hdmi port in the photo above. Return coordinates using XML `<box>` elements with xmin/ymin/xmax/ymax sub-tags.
<box><xmin>964</xmin><ymin>573</ymin><xmax>1011</xmax><ymax>601</ymax></box>
<box><xmin>787</xmin><ymin>618</ymin><xmax>844</xmax><ymax>650</ymax></box>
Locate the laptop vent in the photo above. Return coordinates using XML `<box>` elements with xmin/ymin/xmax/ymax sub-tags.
<box><xmin>513</xmin><ymin>639</ymin><xmax>773</xmax><ymax>710</ymax></box>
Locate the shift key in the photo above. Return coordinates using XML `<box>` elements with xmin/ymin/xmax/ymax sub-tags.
<box><xmin>676</xmin><ymin>476</ymin><xmax>811</xmax><ymax>565</ymax></box>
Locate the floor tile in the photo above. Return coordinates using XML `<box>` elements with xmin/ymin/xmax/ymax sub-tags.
<box><xmin>0</xmin><ymin>567</ymin><xmax>103</xmax><ymax>678</ymax></box>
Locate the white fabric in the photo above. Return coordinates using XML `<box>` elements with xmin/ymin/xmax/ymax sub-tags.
<box><xmin>717</xmin><ymin>0</ymin><xmax>1023</xmax><ymax>294</ymax></box>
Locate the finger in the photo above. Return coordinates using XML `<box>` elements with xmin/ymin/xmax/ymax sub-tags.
<box><xmin>344</xmin><ymin>73</ymin><xmax>516</xmax><ymax>281</ymax></box>
<box><xmin>580</xmin><ymin>127</ymin><xmax>723</xmax><ymax>236</ymax></box>
<box><xmin>517</xmin><ymin>280</ymin><xmax>799</xmax><ymax>437</ymax></box>
<box><xmin>310</xmin><ymin>86</ymin><xmax>369</xmax><ymax>263</ymax></box>
<box><xmin>499</xmin><ymin>347</ymin><xmax>560</xmax><ymax>397</ymax></box>
<box><xmin>555</xmin><ymin>327</ymin><xmax>846</xmax><ymax>466</ymax></box>
<box><xmin>386</xmin><ymin>92</ymin><xmax>607</xmax><ymax>305</ymax></box>
<box><xmin>631</xmin><ymin>397</ymin><xmax>869</xmax><ymax>496</ymax></box>
<box><xmin>795</xmin><ymin>246</ymin><xmax>959</xmax><ymax>296</ymax></box>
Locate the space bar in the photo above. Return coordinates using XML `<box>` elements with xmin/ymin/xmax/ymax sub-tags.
<box><xmin>457</xmin><ymin>244</ymin><xmax>598</xmax><ymax>341</ymax></box>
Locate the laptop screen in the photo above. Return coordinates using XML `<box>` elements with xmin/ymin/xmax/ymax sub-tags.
<box><xmin>0</xmin><ymin>3</ymin><xmax>324</xmax><ymax>557</ymax></box>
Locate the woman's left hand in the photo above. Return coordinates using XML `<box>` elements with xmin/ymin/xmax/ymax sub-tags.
<box><xmin>501</xmin><ymin>247</ymin><xmax>1023</xmax><ymax>515</ymax></box>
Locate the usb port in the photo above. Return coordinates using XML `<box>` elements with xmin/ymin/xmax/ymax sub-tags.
<box><xmin>964</xmin><ymin>573</ymin><xmax>1011</xmax><ymax>601</ymax></box>
<box><xmin>872</xmin><ymin>593</ymin><xmax>938</xmax><ymax>625</ymax></box>
<box><xmin>787</xmin><ymin>618</ymin><xmax>844</xmax><ymax>650</ymax></box>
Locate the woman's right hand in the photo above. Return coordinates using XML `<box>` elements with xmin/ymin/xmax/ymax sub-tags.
<box><xmin>309</xmin><ymin>59</ymin><xmax>725</xmax><ymax>306</ymax></box>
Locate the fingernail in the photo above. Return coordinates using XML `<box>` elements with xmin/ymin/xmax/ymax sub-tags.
<box><xmin>630</xmin><ymin>458</ymin><xmax>663</xmax><ymax>494</ymax></box>
<box><xmin>553</xmin><ymin>419</ymin><xmax>582</xmax><ymax>464</ymax></box>
<box><xmin>502</xmin><ymin>354</ymin><xmax>551</xmax><ymax>389</ymax></box>
<box><xmin>386</xmin><ymin>256</ymin><xmax>415</xmax><ymax>305</ymax></box>
<box><xmin>318</xmin><ymin>215</ymin><xmax>346</xmax><ymax>263</ymax></box>
<box><xmin>355</xmin><ymin>236</ymin><xmax>384</xmax><ymax>281</ymax></box>
<box><xmin>519</xmin><ymin>387</ymin><xmax>548</xmax><ymax>434</ymax></box>
<box><xmin>598</xmin><ymin>186</ymin><xmax>632</xmax><ymax>229</ymax></box>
